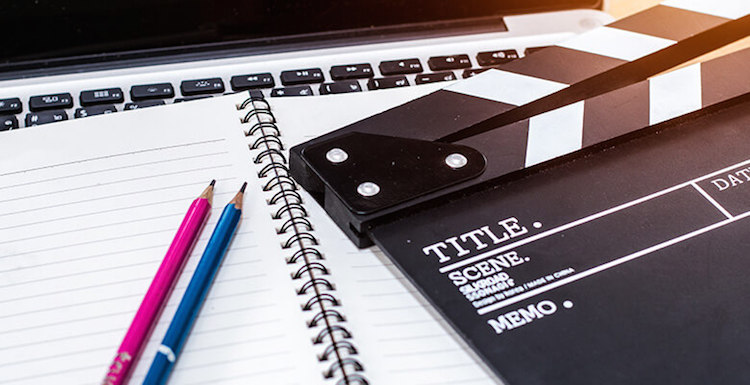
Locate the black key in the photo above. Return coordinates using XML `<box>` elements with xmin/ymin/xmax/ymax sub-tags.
<box><xmin>246</xmin><ymin>89</ymin><xmax>265</xmax><ymax>100</ymax></box>
<box><xmin>319</xmin><ymin>81</ymin><xmax>362</xmax><ymax>95</ymax></box>
<box><xmin>124</xmin><ymin>100</ymin><xmax>166</xmax><ymax>110</ymax></box>
<box><xmin>379</xmin><ymin>59</ymin><xmax>422</xmax><ymax>75</ymax></box>
<box><xmin>270</xmin><ymin>86</ymin><xmax>313</xmax><ymax>97</ymax></box>
<box><xmin>427</xmin><ymin>55</ymin><xmax>471</xmax><ymax>71</ymax></box>
<box><xmin>230</xmin><ymin>73</ymin><xmax>275</xmax><ymax>91</ymax></box>
<box><xmin>476</xmin><ymin>49</ymin><xmax>520</xmax><ymax>66</ymax></box>
<box><xmin>1</xmin><ymin>115</ymin><xmax>18</xmax><ymax>131</ymax></box>
<box><xmin>79</xmin><ymin>88</ymin><xmax>124</xmax><ymax>106</ymax></box>
<box><xmin>130</xmin><ymin>83</ymin><xmax>174</xmax><ymax>101</ymax></box>
<box><xmin>415</xmin><ymin>72</ymin><xmax>457</xmax><ymax>85</ymax></box>
<box><xmin>366</xmin><ymin>76</ymin><xmax>409</xmax><ymax>90</ymax></box>
<box><xmin>173</xmin><ymin>95</ymin><xmax>213</xmax><ymax>103</ymax></box>
<box><xmin>25</xmin><ymin>110</ymin><xmax>68</xmax><ymax>126</ymax></box>
<box><xmin>75</xmin><ymin>105</ymin><xmax>117</xmax><ymax>118</ymax></box>
<box><xmin>462</xmin><ymin>68</ymin><xmax>490</xmax><ymax>78</ymax></box>
<box><xmin>28</xmin><ymin>93</ymin><xmax>73</xmax><ymax>111</ymax></box>
<box><xmin>180</xmin><ymin>78</ymin><xmax>225</xmax><ymax>96</ymax></box>
<box><xmin>524</xmin><ymin>46</ymin><xmax>550</xmax><ymax>56</ymax></box>
<box><xmin>330</xmin><ymin>64</ymin><xmax>374</xmax><ymax>80</ymax></box>
<box><xmin>280</xmin><ymin>69</ymin><xmax>325</xmax><ymax>85</ymax></box>
<box><xmin>0</xmin><ymin>98</ymin><xmax>22</xmax><ymax>114</ymax></box>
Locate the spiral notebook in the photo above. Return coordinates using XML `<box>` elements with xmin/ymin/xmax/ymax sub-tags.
<box><xmin>0</xmin><ymin>84</ymin><xmax>505</xmax><ymax>385</ymax></box>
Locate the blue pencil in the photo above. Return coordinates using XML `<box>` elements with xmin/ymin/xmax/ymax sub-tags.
<box><xmin>143</xmin><ymin>182</ymin><xmax>246</xmax><ymax>385</ymax></box>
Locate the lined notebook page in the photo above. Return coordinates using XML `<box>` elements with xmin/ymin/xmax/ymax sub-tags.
<box><xmin>0</xmin><ymin>95</ymin><xmax>320</xmax><ymax>384</ymax></box>
<box><xmin>270</xmin><ymin>86</ymin><xmax>501</xmax><ymax>384</ymax></box>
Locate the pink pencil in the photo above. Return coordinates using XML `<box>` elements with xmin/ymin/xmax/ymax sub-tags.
<box><xmin>102</xmin><ymin>180</ymin><xmax>214</xmax><ymax>385</ymax></box>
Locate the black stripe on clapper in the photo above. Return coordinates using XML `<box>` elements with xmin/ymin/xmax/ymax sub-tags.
<box><xmin>609</xmin><ymin>4</ymin><xmax>730</xmax><ymax>41</ymax></box>
<box><xmin>439</xmin><ymin>14</ymin><xmax>750</xmax><ymax>143</ymax></box>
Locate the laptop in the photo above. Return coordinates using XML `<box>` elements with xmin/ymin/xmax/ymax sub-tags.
<box><xmin>0</xmin><ymin>1</ymin><xmax>611</xmax><ymax>130</ymax></box>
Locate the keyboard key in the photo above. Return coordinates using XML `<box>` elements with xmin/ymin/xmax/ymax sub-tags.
<box><xmin>379</xmin><ymin>59</ymin><xmax>423</xmax><ymax>75</ymax></box>
<box><xmin>79</xmin><ymin>88</ymin><xmax>124</xmax><ymax>106</ymax></box>
<box><xmin>476</xmin><ymin>50</ymin><xmax>520</xmax><ymax>66</ymax></box>
<box><xmin>427</xmin><ymin>55</ymin><xmax>471</xmax><ymax>71</ymax></box>
<box><xmin>28</xmin><ymin>93</ymin><xmax>73</xmax><ymax>111</ymax></box>
<box><xmin>75</xmin><ymin>105</ymin><xmax>117</xmax><ymax>118</ymax></box>
<box><xmin>270</xmin><ymin>86</ymin><xmax>313</xmax><ymax>97</ymax></box>
<box><xmin>180</xmin><ymin>78</ymin><xmax>225</xmax><ymax>96</ymax></box>
<box><xmin>0</xmin><ymin>98</ymin><xmax>22</xmax><ymax>114</ymax></box>
<box><xmin>319</xmin><ymin>81</ymin><xmax>362</xmax><ymax>95</ymax></box>
<box><xmin>25</xmin><ymin>110</ymin><xmax>68</xmax><ymax>126</ymax></box>
<box><xmin>174</xmin><ymin>95</ymin><xmax>213</xmax><ymax>103</ymax></box>
<box><xmin>330</xmin><ymin>64</ymin><xmax>374</xmax><ymax>80</ymax></box>
<box><xmin>230</xmin><ymin>73</ymin><xmax>275</xmax><ymax>91</ymax></box>
<box><xmin>462</xmin><ymin>68</ymin><xmax>490</xmax><ymax>78</ymax></box>
<box><xmin>415</xmin><ymin>72</ymin><xmax>457</xmax><ymax>85</ymax></box>
<box><xmin>124</xmin><ymin>100</ymin><xmax>166</xmax><ymax>110</ymax></box>
<box><xmin>1</xmin><ymin>116</ymin><xmax>18</xmax><ymax>131</ymax></box>
<box><xmin>366</xmin><ymin>76</ymin><xmax>409</xmax><ymax>90</ymax></box>
<box><xmin>280</xmin><ymin>69</ymin><xmax>325</xmax><ymax>85</ymax></box>
<box><xmin>130</xmin><ymin>83</ymin><xmax>174</xmax><ymax>101</ymax></box>
<box><xmin>524</xmin><ymin>46</ymin><xmax>551</xmax><ymax>56</ymax></box>
<box><xmin>246</xmin><ymin>89</ymin><xmax>265</xmax><ymax>100</ymax></box>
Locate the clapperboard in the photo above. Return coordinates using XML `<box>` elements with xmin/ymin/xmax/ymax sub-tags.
<box><xmin>290</xmin><ymin>1</ymin><xmax>750</xmax><ymax>384</ymax></box>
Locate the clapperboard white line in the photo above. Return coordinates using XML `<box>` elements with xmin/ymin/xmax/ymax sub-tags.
<box><xmin>438</xmin><ymin>156</ymin><xmax>750</xmax><ymax>274</ymax></box>
<box><xmin>690</xmin><ymin>182</ymin><xmax>734</xmax><ymax>219</ymax></box>
<box><xmin>476</xmin><ymin>210</ymin><xmax>750</xmax><ymax>316</ymax></box>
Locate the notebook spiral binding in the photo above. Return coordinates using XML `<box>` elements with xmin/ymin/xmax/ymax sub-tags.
<box><xmin>238</xmin><ymin>93</ymin><xmax>368</xmax><ymax>385</ymax></box>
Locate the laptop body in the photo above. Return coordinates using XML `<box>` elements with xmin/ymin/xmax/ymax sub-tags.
<box><xmin>0</xmin><ymin>0</ymin><xmax>611</xmax><ymax>130</ymax></box>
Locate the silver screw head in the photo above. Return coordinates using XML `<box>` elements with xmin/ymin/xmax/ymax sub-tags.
<box><xmin>445</xmin><ymin>153</ymin><xmax>468</xmax><ymax>169</ymax></box>
<box><xmin>357</xmin><ymin>182</ymin><xmax>380</xmax><ymax>197</ymax></box>
<box><xmin>326</xmin><ymin>148</ymin><xmax>349</xmax><ymax>163</ymax></box>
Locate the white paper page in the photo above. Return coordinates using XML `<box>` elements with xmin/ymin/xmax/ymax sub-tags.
<box><xmin>0</xmin><ymin>95</ymin><xmax>321</xmax><ymax>385</ymax></box>
<box><xmin>269</xmin><ymin>85</ymin><xmax>501</xmax><ymax>384</ymax></box>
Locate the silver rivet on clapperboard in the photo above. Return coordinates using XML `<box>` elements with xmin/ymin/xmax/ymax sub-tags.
<box><xmin>357</xmin><ymin>182</ymin><xmax>380</xmax><ymax>197</ymax></box>
<box><xmin>445</xmin><ymin>153</ymin><xmax>468</xmax><ymax>169</ymax></box>
<box><xmin>326</xmin><ymin>148</ymin><xmax>349</xmax><ymax>163</ymax></box>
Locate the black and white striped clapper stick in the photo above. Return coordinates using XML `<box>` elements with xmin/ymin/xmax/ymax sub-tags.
<box><xmin>440</xmin><ymin>3</ymin><xmax>750</xmax><ymax>143</ymax></box>
<box><xmin>289</xmin><ymin>0</ymin><xmax>750</xmax><ymax>246</ymax></box>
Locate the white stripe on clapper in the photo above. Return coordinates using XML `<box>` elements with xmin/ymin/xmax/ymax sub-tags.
<box><xmin>558</xmin><ymin>26</ymin><xmax>675</xmax><ymax>61</ymax></box>
<box><xmin>444</xmin><ymin>69</ymin><xmax>567</xmax><ymax>106</ymax></box>
<box><xmin>524</xmin><ymin>101</ymin><xmax>585</xmax><ymax>167</ymax></box>
<box><xmin>649</xmin><ymin>63</ymin><xmax>702</xmax><ymax>125</ymax></box>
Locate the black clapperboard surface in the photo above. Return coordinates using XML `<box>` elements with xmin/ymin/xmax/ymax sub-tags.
<box><xmin>290</xmin><ymin>2</ymin><xmax>750</xmax><ymax>384</ymax></box>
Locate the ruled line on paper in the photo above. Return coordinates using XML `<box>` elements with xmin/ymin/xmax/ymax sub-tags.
<box><xmin>178</xmin><ymin>365</ymin><xmax>297</xmax><ymax>385</ymax></box>
<box><xmin>0</xmin><ymin>163</ymin><xmax>234</xmax><ymax>205</ymax></box>
<box><xmin>0</xmin><ymin>138</ymin><xmax>226</xmax><ymax>178</ymax></box>
<box><xmin>0</xmin><ymin>183</ymin><xmax>235</xmax><ymax>221</ymax></box>
<box><xmin>176</xmin><ymin>349</ymin><xmax>291</xmax><ymax>370</ymax></box>
<box><xmin>0</xmin><ymin>212</ymin><xmax>184</xmax><ymax>246</ymax></box>
<box><xmin>0</xmin><ymin>276</ymin><xmax>153</xmax><ymax>307</ymax></box>
<box><xmin>0</xmin><ymin>310</ymin><xmax>133</xmax><ymax>336</ymax></box>
<box><xmin>0</xmin><ymin>269</ymin><xmax>267</xmax><ymax>309</ymax></box>
<box><xmin>0</xmin><ymin>326</ymin><xmax>124</xmax><ymax>351</ymax></box>
<box><xmin>0</xmin><ymin>244</ymin><xmax>165</xmax><ymax>274</ymax></box>
<box><xmin>0</xmin><ymin>228</ymin><xmax>176</xmax><ymax>261</ymax></box>
<box><xmin>0</xmin><ymin>150</ymin><xmax>229</xmax><ymax>191</ymax></box>
<box><xmin>1</xmin><ymin>304</ymin><xmax>279</xmax><ymax>354</ymax></box>
<box><xmin>0</xmin><ymin>289</ymin><xmax>274</xmax><ymax>336</ymax></box>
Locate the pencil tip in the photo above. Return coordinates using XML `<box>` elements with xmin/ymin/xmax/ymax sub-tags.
<box><xmin>209</xmin><ymin>179</ymin><xmax>216</xmax><ymax>187</ymax></box>
<box><xmin>200</xmin><ymin>181</ymin><xmax>215</xmax><ymax>204</ymax></box>
<box><xmin>230</xmin><ymin>183</ymin><xmax>247</xmax><ymax>209</ymax></box>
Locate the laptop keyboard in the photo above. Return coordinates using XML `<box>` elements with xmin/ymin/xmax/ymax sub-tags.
<box><xmin>0</xmin><ymin>47</ymin><xmax>552</xmax><ymax>131</ymax></box>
